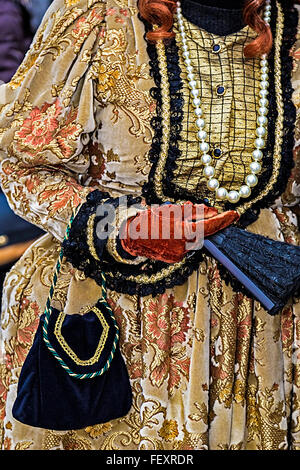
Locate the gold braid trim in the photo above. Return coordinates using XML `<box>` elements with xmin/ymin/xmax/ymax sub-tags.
<box><xmin>87</xmin><ymin>213</ymin><xmax>101</xmax><ymax>262</ymax></box>
<box><xmin>107</xmin><ymin>235</ymin><xmax>131</xmax><ymax>264</ymax></box>
<box><xmin>106</xmin><ymin>205</ymin><xmax>148</xmax><ymax>265</ymax></box>
<box><xmin>153</xmin><ymin>40</ymin><xmax>172</xmax><ymax>203</ymax></box>
<box><xmin>107</xmin><ymin>257</ymin><xmax>187</xmax><ymax>284</ymax></box>
<box><xmin>54</xmin><ymin>306</ymin><xmax>110</xmax><ymax>366</ymax></box>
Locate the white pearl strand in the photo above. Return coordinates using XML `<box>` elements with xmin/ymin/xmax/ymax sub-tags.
<box><xmin>176</xmin><ymin>0</ymin><xmax>271</xmax><ymax>204</ymax></box>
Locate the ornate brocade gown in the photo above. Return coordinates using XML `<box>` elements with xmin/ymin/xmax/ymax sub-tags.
<box><xmin>0</xmin><ymin>0</ymin><xmax>299</xmax><ymax>450</ymax></box>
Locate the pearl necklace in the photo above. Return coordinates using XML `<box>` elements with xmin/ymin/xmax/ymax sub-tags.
<box><xmin>175</xmin><ymin>0</ymin><xmax>271</xmax><ymax>204</ymax></box>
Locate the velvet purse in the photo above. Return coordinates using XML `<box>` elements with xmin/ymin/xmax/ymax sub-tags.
<box><xmin>12</xmin><ymin>213</ymin><xmax>132</xmax><ymax>431</ymax></box>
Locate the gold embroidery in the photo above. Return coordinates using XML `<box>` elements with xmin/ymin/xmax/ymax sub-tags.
<box><xmin>100</xmin><ymin>381</ymin><xmax>166</xmax><ymax>450</ymax></box>
<box><xmin>173</xmin><ymin>425</ymin><xmax>208</xmax><ymax>450</ymax></box>
<box><xmin>158</xmin><ymin>420</ymin><xmax>179</xmax><ymax>441</ymax></box>
<box><xmin>85</xmin><ymin>422</ymin><xmax>113</xmax><ymax>438</ymax></box>
<box><xmin>8</xmin><ymin>20</ymin><xmax>49</xmax><ymax>89</ymax></box>
<box><xmin>9</xmin><ymin>1</ymin><xmax>106</xmax><ymax>90</ymax></box>
<box><xmin>89</xmin><ymin>27</ymin><xmax>156</xmax><ymax>144</ymax></box>
<box><xmin>71</xmin><ymin>7</ymin><xmax>104</xmax><ymax>54</ymax></box>
<box><xmin>188</xmin><ymin>402</ymin><xmax>209</xmax><ymax>425</ymax></box>
<box><xmin>113</xmin><ymin>0</ymin><xmax>138</xmax><ymax>14</ymax></box>
<box><xmin>133</xmin><ymin>152</ymin><xmax>152</xmax><ymax>176</ymax></box>
<box><xmin>193</xmin><ymin>327</ymin><xmax>205</xmax><ymax>342</ymax></box>
<box><xmin>256</xmin><ymin>383</ymin><xmax>287</xmax><ymax>450</ymax></box>
<box><xmin>14</xmin><ymin>100</ymin><xmax>83</xmax><ymax>164</ymax></box>
<box><xmin>218</xmin><ymin>442</ymin><xmax>244</xmax><ymax>450</ymax></box>
<box><xmin>97</xmin><ymin>64</ymin><xmax>121</xmax><ymax>95</ymax></box>
<box><xmin>246</xmin><ymin>381</ymin><xmax>262</xmax><ymax>444</ymax></box>
<box><xmin>65</xmin><ymin>0</ymin><xmax>81</xmax><ymax>6</ymax></box>
<box><xmin>14</xmin><ymin>441</ymin><xmax>34</xmax><ymax>450</ymax></box>
<box><xmin>142</xmin><ymin>293</ymin><xmax>191</xmax><ymax>395</ymax></box>
<box><xmin>1</xmin><ymin>89</ymin><xmax>31</xmax><ymax>119</ymax></box>
<box><xmin>106</xmin><ymin>149</ymin><xmax>121</xmax><ymax>163</ymax></box>
<box><xmin>54</xmin><ymin>306</ymin><xmax>109</xmax><ymax>366</ymax></box>
<box><xmin>43</xmin><ymin>430</ymin><xmax>93</xmax><ymax>450</ymax></box>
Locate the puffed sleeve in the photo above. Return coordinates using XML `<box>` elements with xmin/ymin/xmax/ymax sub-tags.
<box><xmin>0</xmin><ymin>0</ymin><xmax>107</xmax><ymax>242</ymax></box>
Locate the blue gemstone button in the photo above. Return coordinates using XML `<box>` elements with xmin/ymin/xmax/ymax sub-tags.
<box><xmin>216</xmin><ymin>85</ymin><xmax>225</xmax><ymax>96</ymax></box>
<box><xmin>212</xmin><ymin>44</ymin><xmax>221</xmax><ymax>53</ymax></box>
<box><xmin>213</xmin><ymin>148</ymin><xmax>222</xmax><ymax>158</ymax></box>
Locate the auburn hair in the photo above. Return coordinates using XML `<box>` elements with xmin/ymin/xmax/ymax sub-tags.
<box><xmin>137</xmin><ymin>0</ymin><xmax>273</xmax><ymax>58</ymax></box>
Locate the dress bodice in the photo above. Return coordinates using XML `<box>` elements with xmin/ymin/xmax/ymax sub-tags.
<box><xmin>173</xmin><ymin>15</ymin><xmax>260</xmax><ymax>208</ymax></box>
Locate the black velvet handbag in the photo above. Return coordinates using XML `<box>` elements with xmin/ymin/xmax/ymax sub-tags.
<box><xmin>12</xmin><ymin>214</ymin><xmax>132</xmax><ymax>431</ymax></box>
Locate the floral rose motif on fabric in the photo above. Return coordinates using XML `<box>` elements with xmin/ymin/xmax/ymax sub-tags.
<box><xmin>143</xmin><ymin>293</ymin><xmax>191</xmax><ymax>395</ymax></box>
<box><xmin>71</xmin><ymin>8</ymin><xmax>104</xmax><ymax>52</ymax></box>
<box><xmin>15</xmin><ymin>99</ymin><xmax>82</xmax><ymax>161</ymax></box>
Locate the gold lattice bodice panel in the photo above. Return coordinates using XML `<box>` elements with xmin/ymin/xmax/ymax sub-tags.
<box><xmin>173</xmin><ymin>17</ymin><xmax>261</xmax><ymax>207</ymax></box>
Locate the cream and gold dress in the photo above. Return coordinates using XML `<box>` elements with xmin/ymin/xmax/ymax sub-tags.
<box><xmin>0</xmin><ymin>0</ymin><xmax>299</xmax><ymax>450</ymax></box>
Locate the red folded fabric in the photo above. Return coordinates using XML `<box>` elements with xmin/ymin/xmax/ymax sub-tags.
<box><xmin>120</xmin><ymin>202</ymin><xmax>239</xmax><ymax>264</ymax></box>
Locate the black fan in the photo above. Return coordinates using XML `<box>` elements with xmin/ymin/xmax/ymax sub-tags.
<box><xmin>204</xmin><ymin>226</ymin><xmax>300</xmax><ymax>315</ymax></box>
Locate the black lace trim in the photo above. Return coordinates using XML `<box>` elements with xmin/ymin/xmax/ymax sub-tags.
<box><xmin>141</xmin><ymin>16</ymin><xmax>211</xmax><ymax>207</ymax></box>
<box><xmin>102</xmin><ymin>250</ymin><xmax>205</xmax><ymax>297</ymax></box>
<box><xmin>141</xmin><ymin>0</ymin><xmax>298</xmax><ymax>227</ymax></box>
<box><xmin>62</xmin><ymin>190</ymin><xmax>111</xmax><ymax>277</ymax></box>
<box><xmin>62</xmin><ymin>190</ymin><xmax>144</xmax><ymax>287</ymax></box>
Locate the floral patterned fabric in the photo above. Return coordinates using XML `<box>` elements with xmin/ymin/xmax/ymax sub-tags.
<box><xmin>0</xmin><ymin>0</ymin><xmax>299</xmax><ymax>450</ymax></box>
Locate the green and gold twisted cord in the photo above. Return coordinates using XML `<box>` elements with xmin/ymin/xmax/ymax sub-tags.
<box><xmin>42</xmin><ymin>209</ymin><xmax>120</xmax><ymax>380</ymax></box>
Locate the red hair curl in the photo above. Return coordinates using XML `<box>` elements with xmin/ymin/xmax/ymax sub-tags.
<box><xmin>138</xmin><ymin>0</ymin><xmax>273</xmax><ymax>57</ymax></box>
